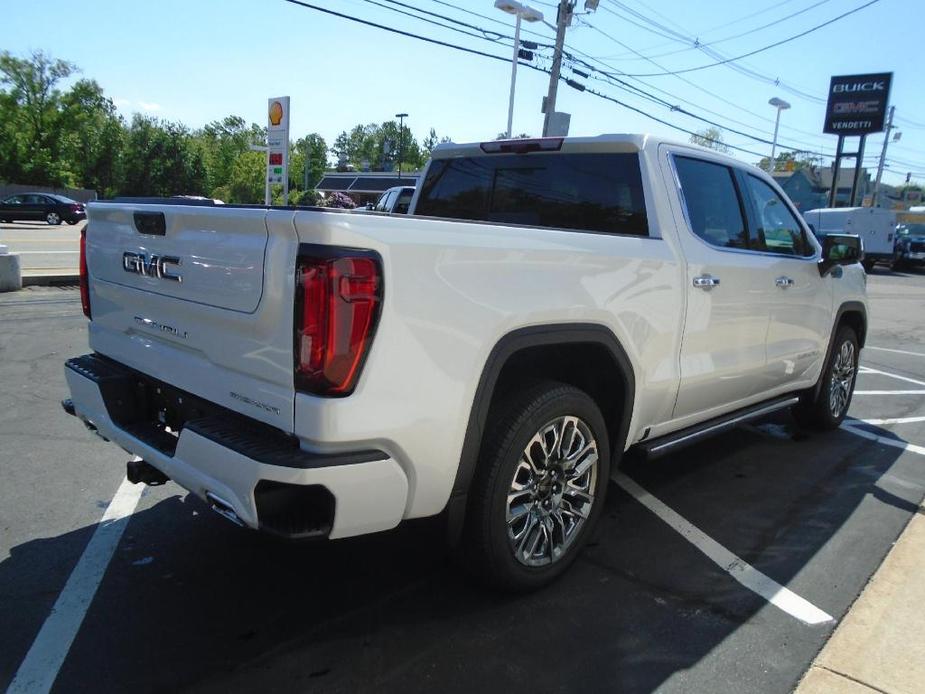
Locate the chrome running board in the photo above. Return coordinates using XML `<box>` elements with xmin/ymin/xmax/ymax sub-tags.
<box><xmin>636</xmin><ymin>395</ymin><xmax>801</xmax><ymax>460</ymax></box>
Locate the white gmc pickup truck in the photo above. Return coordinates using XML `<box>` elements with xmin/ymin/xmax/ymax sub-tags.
<box><xmin>64</xmin><ymin>135</ymin><xmax>867</xmax><ymax>590</ymax></box>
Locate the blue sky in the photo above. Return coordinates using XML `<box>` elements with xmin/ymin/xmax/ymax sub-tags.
<box><xmin>5</xmin><ymin>0</ymin><xmax>924</xmax><ymax>185</ymax></box>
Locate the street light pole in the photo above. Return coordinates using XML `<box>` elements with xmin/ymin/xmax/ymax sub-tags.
<box><xmin>507</xmin><ymin>14</ymin><xmax>522</xmax><ymax>139</ymax></box>
<box><xmin>495</xmin><ymin>1</ymin><xmax>543</xmax><ymax>139</ymax></box>
<box><xmin>767</xmin><ymin>97</ymin><xmax>791</xmax><ymax>172</ymax></box>
<box><xmin>395</xmin><ymin>112</ymin><xmax>408</xmax><ymax>178</ymax></box>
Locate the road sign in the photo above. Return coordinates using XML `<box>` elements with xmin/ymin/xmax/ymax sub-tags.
<box><xmin>823</xmin><ymin>73</ymin><xmax>892</xmax><ymax>135</ymax></box>
<box><xmin>267</xmin><ymin>96</ymin><xmax>290</xmax><ymax>196</ymax></box>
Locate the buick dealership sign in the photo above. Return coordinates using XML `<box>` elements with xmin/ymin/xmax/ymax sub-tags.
<box><xmin>823</xmin><ymin>72</ymin><xmax>892</xmax><ymax>135</ymax></box>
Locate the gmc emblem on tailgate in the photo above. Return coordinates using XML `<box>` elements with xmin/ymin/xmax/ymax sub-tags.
<box><xmin>122</xmin><ymin>252</ymin><xmax>182</xmax><ymax>282</ymax></box>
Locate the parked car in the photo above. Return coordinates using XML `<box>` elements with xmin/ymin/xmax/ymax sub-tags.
<box><xmin>356</xmin><ymin>185</ymin><xmax>416</xmax><ymax>214</ymax></box>
<box><xmin>893</xmin><ymin>223</ymin><xmax>925</xmax><ymax>270</ymax></box>
<box><xmin>0</xmin><ymin>193</ymin><xmax>87</xmax><ymax>225</ymax></box>
<box><xmin>64</xmin><ymin>134</ymin><xmax>866</xmax><ymax>590</ymax></box>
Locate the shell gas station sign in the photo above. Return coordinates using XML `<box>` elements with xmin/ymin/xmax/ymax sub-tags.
<box><xmin>267</xmin><ymin>96</ymin><xmax>290</xmax><ymax>193</ymax></box>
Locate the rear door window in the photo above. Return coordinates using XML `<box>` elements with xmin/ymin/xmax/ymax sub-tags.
<box><xmin>673</xmin><ymin>156</ymin><xmax>748</xmax><ymax>250</ymax></box>
<box><xmin>414</xmin><ymin>152</ymin><xmax>648</xmax><ymax>236</ymax></box>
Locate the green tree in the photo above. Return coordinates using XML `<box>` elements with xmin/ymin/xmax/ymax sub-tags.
<box><xmin>225</xmin><ymin>150</ymin><xmax>265</xmax><ymax>203</ymax></box>
<box><xmin>690</xmin><ymin>127</ymin><xmax>730</xmax><ymax>154</ymax></box>
<box><xmin>291</xmin><ymin>132</ymin><xmax>328</xmax><ymax>192</ymax></box>
<box><xmin>121</xmin><ymin>115</ymin><xmax>207</xmax><ymax>196</ymax></box>
<box><xmin>757</xmin><ymin>150</ymin><xmax>821</xmax><ymax>173</ymax></box>
<box><xmin>0</xmin><ymin>50</ymin><xmax>78</xmax><ymax>185</ymax></box>
<box><xmin>58</xmin><ymin>79</ymin><xmax>124</xmax><ymax>196</ymax></box>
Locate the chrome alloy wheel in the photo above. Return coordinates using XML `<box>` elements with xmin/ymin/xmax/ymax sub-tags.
<box><xmin>46</xmin><ymin>211</ymin><xmax>61</xmax><ymax>225</ymax></box>
<box><xmin>829</xmin><ymin>340</ymin><xmax>856</xmax><ymax>418</ymax></box>
<box><xmin>506</xmin><ymin>415</ymin><xmax>599</xmax><ymax>567</ymax></box>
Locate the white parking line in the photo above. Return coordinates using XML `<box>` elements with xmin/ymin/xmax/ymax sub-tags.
<box><xmin>840</xmin><ymin>424</ymin><xmax>925</xmax><ymax>457</ymax></box>
<box><xmin>613</xmin><ymin>472</ymin><xmax>834</xmax><ymax>626</ymax></box>
<box><xmin>854</xmin><ymin>390</ymin><xmax>925</xmax><ymax>396</ymax></box>
<box><xmin>858</xmin><ymin>367</ymin><xmax>925</xmax><ymax>388</ymax></box>
<box><xmin>858</xmin><ymin>416</ymin><xmax>925</xmax><ymax>426</ymax></box>
<box><xmin>6</xmin><ymin>477</ymin><xmax>144</xmax><ymax>694</ymax></box>
<box><xmin>867</xmin><ymin>346</ymin><xmax>925</xmax><ymax>359</ymax></box>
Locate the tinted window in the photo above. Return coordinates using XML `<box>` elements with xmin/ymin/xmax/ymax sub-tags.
<box><xmin>743</xmin><ymin>175</ymin><xmax>814</xmax><ymax>257</ymax></box>
<box><xmin>674</xmin><ymin>156</ymin><xmax>747</xmax><ymax>249</ymax></box>
<box><xmin>415</xmin><ymin>152</ymin><xmax>648</xmax><ymax>236</ymax></box>
<box><xmin>50</xmin><ymin>194</ymin><xmax>78</xmax><ymax>204</ymax></box>
<box><xmin>393</xmin><ymin>189</ymin><xmax>414</xmax><ymax>214</ymax></box>
<box><xmin>374</xmin><ymin>191</ymin><xmax>393</xmax><ymax>212</ymax></box>
<box><xmin>2</xmin><ymin>196</ymin><xmax>22</xmax><ymax>205</ymax></box>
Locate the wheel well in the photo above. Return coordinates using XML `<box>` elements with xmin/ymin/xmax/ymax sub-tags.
<box><xmin>446</xmin><ymin>326</ymin><xmax>636</xmax><ymax>546</ymax></box>
<box><xmin>488</xmin><ymin>343</ymin><xmax>627</xmax><ymax>451</ymax></box>
<box><xmin>839</xmin><ymin>310</ymin><xmax>866</xmax><ymax>348</ymax></box>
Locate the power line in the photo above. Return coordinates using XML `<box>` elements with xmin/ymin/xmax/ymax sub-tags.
<box><xmin>620</xmin><ymin>0</ymin><xmax>837</xmax><ymax>61</ymax></box>
<box><xmin>568</xmin><ymin>19</ymin><xmax>833</xmax><ymax>153</ymax></box>
<box><xmin>282</xmin><ymin>0</ymin><xmax>516</xmax><ymax>62</ymax></box>
<box><xmin>358</xmin><ymin>0</ymin><xmax>509</xmax><ymax>43</ymax></box>
<box><xmin>280</xmin><ymin>0</ymin><xmax>835</xmax><ymax>162</ymax></box>
<box><xmin>425</xmin><ymin>0</ymin><xmax>556</xmax><ymax>41</ymax></box>
<box><xmin>595</xmin><ymin>0</ymin><xmax>804</xmax><ymax>60</ymax></box>
<box><xmin>621</xmin><ymin>0</ymin><xmax>881</xmax><ymax>77</ymax></box>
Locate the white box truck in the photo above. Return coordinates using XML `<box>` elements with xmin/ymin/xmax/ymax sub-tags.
<box><xmin>803</xmin><ymin>207</ymin><xmax>896</xmax><ymax>271</ymax></box>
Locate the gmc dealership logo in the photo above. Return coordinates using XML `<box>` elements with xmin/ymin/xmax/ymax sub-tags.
<box><xmin>122</xmin><ymin>252</ymin><xmax>182</xmax><ymax>282</ymax></box>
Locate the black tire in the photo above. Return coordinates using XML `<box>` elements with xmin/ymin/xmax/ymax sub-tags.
<box><xmin>793</xmin><ymin>326</ymin><xmax>859</xmax><ymax>430</ymax></box>
<box><xmin>891</xmin><ymin>252</ymin><xmax>906</xmax><ymax>272</ymax></box>
<box><xmin>862</xmin><ymin>258</ymin><xmax>876</xmax><ymax>273</ymax></box>
<box><xmin>461</xmin><ymin>381</ymin><xmax>611</xmax><ymax>591</ymax></box>
<box><xmin>66</xmin><ymin>219</ymin><xmax>78</xmax><ymax>225</ymax></box>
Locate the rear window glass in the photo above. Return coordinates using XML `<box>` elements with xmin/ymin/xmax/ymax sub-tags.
<box><xmin>414</xmin><ymin>152</ymin><xmax>648</xmax><ymax>236</ymax></box>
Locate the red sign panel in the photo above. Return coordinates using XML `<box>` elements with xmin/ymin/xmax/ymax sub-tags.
<box><xmin>269</xmin><ymin>152</ymin><xmax>283</xmax><ymax>166</ymax></box>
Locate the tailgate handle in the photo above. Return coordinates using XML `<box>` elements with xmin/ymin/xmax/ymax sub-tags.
<box><xmin>133</xmin><ymin>212</ymin><xmax>166</xmax><ymax>236</ymax></box>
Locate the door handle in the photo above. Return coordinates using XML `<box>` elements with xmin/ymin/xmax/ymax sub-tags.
<box><xmin>692</xmin><ymin>275</ymin><xmax>720</xmax><ymax>290</ymax></box>
<box><xmin>775</xmin><ymin>276</ymin><xmax>795</xmax><ymax>288</ymax></box>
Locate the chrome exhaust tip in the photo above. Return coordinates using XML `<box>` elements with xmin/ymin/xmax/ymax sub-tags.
<box><xmin>205</xmin><ymin>492</ymin><xmax>245</xmax><ymax>527</ymax></box>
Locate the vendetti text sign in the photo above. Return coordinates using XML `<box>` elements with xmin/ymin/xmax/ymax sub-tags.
<box><xmin>823</xmin><ymin>72</ymin><xmax>892</xmax><ymax>135</ymax></box>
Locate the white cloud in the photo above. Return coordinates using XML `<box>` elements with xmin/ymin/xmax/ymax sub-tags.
<box><xmin>138</xmin><ymin>101</ymin><xmax>162</xmax><ymax>112</ymax></box>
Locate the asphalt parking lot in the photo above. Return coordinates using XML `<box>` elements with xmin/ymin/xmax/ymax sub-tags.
<box><xmin>2</xmin><ymin>269</ymin><xmax>924</xmax><ymax>694</ymax></box>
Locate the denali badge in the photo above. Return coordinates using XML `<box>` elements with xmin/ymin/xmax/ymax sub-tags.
<box><xmin>123</xmin><ymin>252</ymin><xmax>182</xmax><ymax>282</ymax></box>
<box><xmin>134</xmin><ymin>315</ymin><xmax>188</xmax><ymax>339</ymax></box>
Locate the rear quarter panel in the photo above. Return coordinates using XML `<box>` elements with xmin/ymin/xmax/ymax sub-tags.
<box><xmin>293</xmin><ymin>193</ymin><xmax>686</xmax><ymax>518</ymax></box>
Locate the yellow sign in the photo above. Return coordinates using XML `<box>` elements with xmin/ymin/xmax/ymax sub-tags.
<box><xmin>269</xmin><ymin>100</ymin><xmax>284</xmax><ymax>126</ymax></box>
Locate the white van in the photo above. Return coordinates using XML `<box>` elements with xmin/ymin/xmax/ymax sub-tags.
<box><xmin>803</xmin><ymin>207</ymin><xmax>897</xmax><ymax>271</ymax></box>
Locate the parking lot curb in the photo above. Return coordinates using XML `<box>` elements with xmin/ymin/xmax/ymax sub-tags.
<box><xmin>794</xmin><ymin>502</ymin><xmax>925</xmax><ymax>694</ymax></box>
<box><xmin>21</xmin><ymin>272</ymin><xmax>79</xmax><ymax>287</ymax></box>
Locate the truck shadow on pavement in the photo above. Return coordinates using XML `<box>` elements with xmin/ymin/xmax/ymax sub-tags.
<box><xmin>2</xmin><ymin>414</ymin><xmax>922</xmax><ymax>694</ymax></box>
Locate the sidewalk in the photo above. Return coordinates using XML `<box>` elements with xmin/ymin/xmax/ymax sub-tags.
<box><xmin>795</xmin><ymin>503</ymin><xmax>925</xmax><ymax>694</ymax></box>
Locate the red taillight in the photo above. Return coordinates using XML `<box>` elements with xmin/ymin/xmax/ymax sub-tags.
<box><xmin>79</xmin><ymin>227</ymin><xmax>91</xmax><ymax>319</ymax></box>
<box><xmin>70</xmin><ymin>204</ymin><xmax>81</xmax><ymax>212</ymax></box>
<box><xmin>294</xmin><ymin>249</ymin><xmax>382</xmax><ymax>396</ymax></box>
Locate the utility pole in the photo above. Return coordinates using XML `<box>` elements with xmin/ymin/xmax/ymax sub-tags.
<box><xmin>395</xmin><ymin>112</ymin><xmax>408</xmax><ymax>178</ymax></box>
<box><xmin>542</xmin><ymin>0</ymin><xmax>573</xmax><ymax>137</ymax></box>
<box><xmin>872</xmin><ymin>105</ymin><xmax>896</xmax><ymax>207</ymax></box>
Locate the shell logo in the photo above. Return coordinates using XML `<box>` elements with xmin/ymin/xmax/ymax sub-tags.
<box><xmin>269</xmin><ymin>100</ymin><xmax>284</xmax><ymax>126</ymax></box>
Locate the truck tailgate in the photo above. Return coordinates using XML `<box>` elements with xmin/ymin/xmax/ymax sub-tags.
<box><xmin>85</xmin><ymin>203</ymin><xmax>300</xmax><ymax>431</ymax></box>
